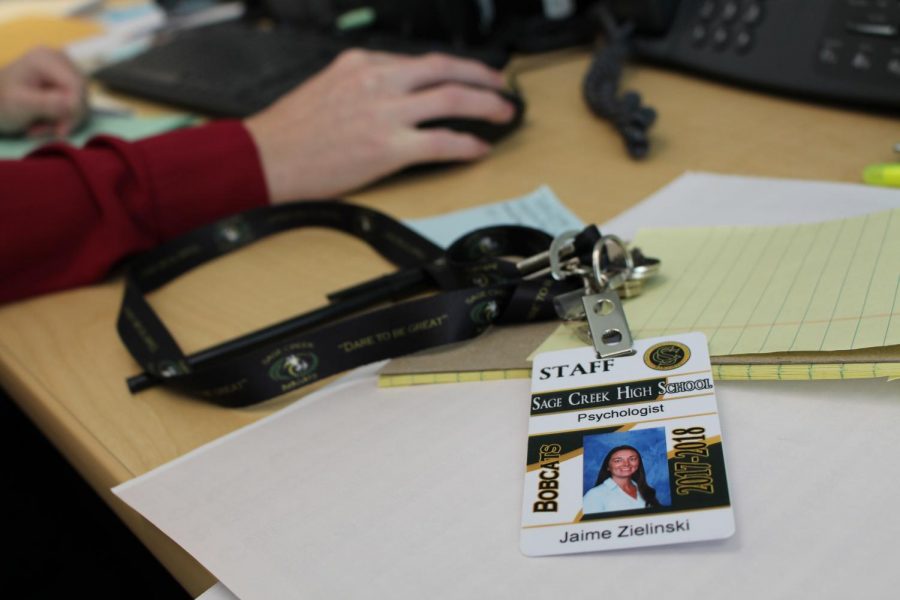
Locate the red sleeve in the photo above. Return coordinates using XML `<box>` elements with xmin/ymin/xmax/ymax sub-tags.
<box><xmin>0</xmin><ymin>120</ymin><xmax>269</xmax><ymax>304</ymax></box>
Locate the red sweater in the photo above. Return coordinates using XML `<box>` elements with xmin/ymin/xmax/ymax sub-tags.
<box><xmin>0</xmin><ymin>121</ymin><xmax>269</xmax><ymax>304</ymax></box>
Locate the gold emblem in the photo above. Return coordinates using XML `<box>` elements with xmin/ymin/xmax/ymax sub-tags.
<box><xmin>643</xmin><ymin>341</ymin><xmax>691</xmax><ymax>371</ymax></box>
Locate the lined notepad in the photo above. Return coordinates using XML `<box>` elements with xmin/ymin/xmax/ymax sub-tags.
<box><xmin>524</xmin><ymin>208</ymin><xmax>900</xmax><ymax>381</ymax></box>
<box><xmin>627</xmin><ymin>208</ymin><xmax>899</xmax><ymax>355</ymax></box>
<box><xmin>382</xmin><ymin>208</ymin><xmax>900</xmax><ymax>386</ymax></box>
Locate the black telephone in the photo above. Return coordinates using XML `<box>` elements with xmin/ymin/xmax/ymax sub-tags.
<box><xmin>609</xmin><ymin>0</ymin><xmax>900</xmax><ymax>109</ymax></box>
<box><xmin>584</xmin><ymin>0</ymin><xmax>899</xmax><ymax>159</ymax></box>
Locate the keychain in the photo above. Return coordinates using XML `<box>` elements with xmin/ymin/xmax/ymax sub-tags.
<box><xmin>544</xmin><ymin>229</ymin><xmax>660</xmax><ymax>358</ymax></box>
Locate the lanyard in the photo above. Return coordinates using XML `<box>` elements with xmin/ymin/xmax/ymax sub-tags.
<box><xmin>117</xmin><ymin>201</ymin><xmax>603</xmax><ymax>406</ymax></box>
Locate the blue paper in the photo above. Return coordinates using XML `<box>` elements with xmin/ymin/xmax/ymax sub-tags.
<box><xmin>406</xmin><ymin>185</ymin><xmax>585</xmax><ymax>248</ymax></box>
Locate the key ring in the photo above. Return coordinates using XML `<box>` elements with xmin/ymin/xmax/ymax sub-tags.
<box><xmin>591</xmin><ymin>234</ymin><xmax>633</xmax><ymax>291</ymax></box>
<box><xmin>548</xmin><ymin>230</ymin><xmax>593</xmax><ymax>282</ymax></box>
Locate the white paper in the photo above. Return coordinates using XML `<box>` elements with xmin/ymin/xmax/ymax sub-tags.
<box><xmin>196</xmin><ymin>582</ymin><xmax>238</xmax><ymax>600</ymax></box>
<box><xmin>603</xmin><ymin>172</ymin><xmax>900</xmax><ymax>239</ymax></box>
<box><xmin>117</xmin><ymin>369</ymin><xmax>900</xmax><ymax>599</ymax></box>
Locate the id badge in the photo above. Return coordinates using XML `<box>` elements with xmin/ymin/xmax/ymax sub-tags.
<box><xmin>520</xmin><ymin>332</ymin><xmax>735</xmax><ymax>556</ymax></box>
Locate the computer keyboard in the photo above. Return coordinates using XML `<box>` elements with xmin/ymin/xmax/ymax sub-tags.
<box><xmin>95</xmin><ymin>22</ymin><xmax>509</xmax><ymax>117</ymax></box>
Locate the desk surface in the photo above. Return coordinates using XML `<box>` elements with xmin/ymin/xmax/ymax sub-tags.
<box><xmin>1</xmin><ymin>54</ymin><xmax>897</xmax><ymax>596</ymax></box>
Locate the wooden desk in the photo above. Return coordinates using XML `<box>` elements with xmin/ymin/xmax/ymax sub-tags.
<box><xmin>0</xmin><ymin>55</ymin><xmax>896</xmax><ymax>596</ymax></box>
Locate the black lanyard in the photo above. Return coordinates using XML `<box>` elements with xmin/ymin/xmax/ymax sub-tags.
<box><xmin>117</xmin><ymin>201</ymin><xmax>602</xmax><ymax>407</ymax></box>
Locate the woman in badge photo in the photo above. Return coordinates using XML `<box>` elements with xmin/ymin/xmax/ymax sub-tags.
<box><xmin>583</xmin><ymin>445</ymin><xmax>661</xmax><ymax>514</ymax></box>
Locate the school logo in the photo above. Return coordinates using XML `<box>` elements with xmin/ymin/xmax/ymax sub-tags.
<box><xmin>155</xmin><ymin>360</ymin><xmax>187</xmax><ymax>378</ymax></box>
<box><xmin>643</xmin><ymin>341</ymin><xmax>691</xmax><ymax>371</ymax></box>
<box><xmin>477</xmin><ymin>235</ymin><xmax>501</xmax><ymax>255</ymax></box>
<box><xmin>268</xmin><ymin>352</ymin><xmax>319</xmax><ymax>382</ymax></box>
<box><xmin>358</xmin><ymin>213</ymin><xmax>373</xmax><ymax>234</ymax></box>
<box><xmin>470</xmin><ymin>299</ymin><xmax>499</xmax><ymax>326</ymax></box>
<box><xmin>471</xmin><ymin>273</ymin><xmax>491</xmax><ymax>287</ymax></box>
<box><xmin>462</xmin><ymin>234</ymin><xmax>502</xmax><ymax>260</ymax></box>
<box><xmin>215</xmin><ymin>217</ymin><xmax>254</xmax><ymax>251</ymax></box>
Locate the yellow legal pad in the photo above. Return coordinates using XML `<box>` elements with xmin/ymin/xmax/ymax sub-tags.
<box><xmin>380</xmin><ymin>208</ymin><xmax>900</xmax><ymax>385</ymax></box>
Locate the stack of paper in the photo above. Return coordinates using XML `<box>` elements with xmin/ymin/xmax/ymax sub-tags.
<box><xmin>381</xmin><ymin>173</ymin><xmax>900</xmax><ymax>384</ymax></box>
<box><xmin>0</xmin><ymin>0</ymin><xmax>102</xmax><ymax>25</ymax></box>
<box><xmin>0</xmin><ymin>1</ymin><xmax>167</xmax><ymax>69</ymax></box>
<box><xmin>534</xmin><ymin>207</ymin><xmax>900</xmax><ymax>380</ymax></box>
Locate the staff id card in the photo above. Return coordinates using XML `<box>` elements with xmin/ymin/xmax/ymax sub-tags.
<box><xmin>520</xmin><ymin>332</ymin><xmax>734</xmax><ymax>556</ymax></box>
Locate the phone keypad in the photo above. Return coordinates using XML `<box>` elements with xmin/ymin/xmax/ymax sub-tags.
<box><xmin>816</xmin><ymin>0</ymin><xmax>900</xmax><ymax>83</ymax></box>
<box><xmin>690</xmin><ymin>0</ymin><xmax>766</xmax><ymax>54</ymax></box>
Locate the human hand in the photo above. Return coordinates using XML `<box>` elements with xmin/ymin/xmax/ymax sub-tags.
<box><xmin>244</xmin><ymin>50</ymin><xmax>516</xmax><ymax>202</ymax></box>
<box><xmin>0</xmin><ymin>47</ymin><xmax>87</xmax><ymax>137</ymax></box>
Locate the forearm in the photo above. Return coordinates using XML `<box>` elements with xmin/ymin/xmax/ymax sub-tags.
<box><xmin>0</xmin><ymin>121</ymin><xmax>269</xmax><ymax>303</ymax></box>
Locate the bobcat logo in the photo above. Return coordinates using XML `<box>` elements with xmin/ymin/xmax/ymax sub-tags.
<box><xmin>470</xmin><ymin>300</ymin><xmax>499</xmax><ymax>326</ymax></box>
<box><xmin>215</xmin><ymin>217</ymin><xmax>253</xmax><ymax>251</ymax></box>
<box><xmin>268</xmin><ymin>352</ymin><xmax>319</xmax><ymax>382</ymax></box>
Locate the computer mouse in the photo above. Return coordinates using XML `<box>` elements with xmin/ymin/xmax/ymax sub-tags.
<box><xmin>418</xmin><ymin>88</ymin><xmax>525</xmax><ymax>144</ymax></box>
